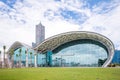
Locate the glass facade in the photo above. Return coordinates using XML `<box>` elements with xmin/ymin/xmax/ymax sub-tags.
<box><xmin>13</xmin><ymin>47</ymin><xmax>47</xmax><ymax>67</ymax></box>
<box><xmin>37</xmin><ymin>53</ymin><xmax>46</xmax><ymax>67</ymax></box>
<box><xmin>14</xmin><ymin>47</ymin><xmax>35</xmax><ymax>67</ymax></box>
<box><xmin>13</xmin><ymin>39</ymin><xmax>108</xmax><ymax>67</ymax></box>
<box><xmin>52</xmin><ymin>39</ymin><xmax>108</xmax><ymax>67</ymax></box>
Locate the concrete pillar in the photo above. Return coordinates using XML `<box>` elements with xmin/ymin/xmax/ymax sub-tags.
<box><xmin>34</xmin><ymin>54</ymin><xmax>37</xmax><ymax>67</ymax></box>
<box><xmin>2</xmin><ymin>58</ymin><xmax>4</xmax><ymax>68</ymax></box>
<box><xmin>26</xmin><ymin>50</ymin><xmax>28</xmax><ymax>67</ymax></box>
<box><xmin>34</xmin><ymin>50</ymin><xmax>37</xmax><ymax>67</ymax></box>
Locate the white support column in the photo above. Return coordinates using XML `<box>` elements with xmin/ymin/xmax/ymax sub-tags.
<box><xmin>34</xmin><ymin>50</ymin><xmax>37</xmax><ymax>67</ymax></box>
<box><xmin>2</xmin><ymin>52</ymin><xmax>5</xmax><ymax>68</ymax></box>
<box><xmin>2</xmin><ymin>56</ymin><xmax>4</xmax><ymax>68</ymax></box>
<box><xmin>26</xmin><ymin>53</ymin><xmax>28</xmax><ymax>67</ymax></box>
<box><xmin>34</xmin><ymin>54</ymin><xmax>37</xmax><ymax>67</ymax></box>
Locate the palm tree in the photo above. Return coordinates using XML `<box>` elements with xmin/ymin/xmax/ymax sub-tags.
<box><xmin>0</xmin><ymin>50</ymin><xmax>1</xmax><ymax>58</ymax></box>
<box><xmin>30</xmin><ymin>52</ymin><xmax>33</xmax><ymax>67</ymax></box>
<box><xmin>9</xmin><ymin>49</ymin><xmax>14</xmax><ymax>58</ymax></box>
<box><xmin>25</xmin><ymin>49</ymin><xmax>28</xmax><ymax>67</ymax></box>
<box><xmin>19</xmin><ymin>48</ymin><xmax>22</xmax><ymax>68</ymax></box>
<box><xmin>16</xmin><ymin>54</ymin><xmax>19</xmax><ymax>67</ymax></box>
<box><xmin>9</xmin><ymin>48</ymin><xmax>14</xmax><ymax>68</ymax></box>
<box><xmin>3</xmin><ymin>45</ymin><xmax>6</xmax><ymax>68</ymax></box>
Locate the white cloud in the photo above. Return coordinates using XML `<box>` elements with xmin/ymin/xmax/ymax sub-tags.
<box><xmin>81</xmin><ymin>4</ymin><xmax>120</xmax><ymax>49</ymax></box>
<box><xmin>0</xmin><ymin>0</ymin><xmax>120</xmax><ymax>53</ymax></box>
<box><xmin>0</xmin><ymin>0</ymin><xmax>79</xmax><ymax>50</ymax></box>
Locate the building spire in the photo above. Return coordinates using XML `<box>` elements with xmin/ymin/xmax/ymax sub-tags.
<box><xmin>36</xmin><ymin>22</ymin><xmax>45</xmax><ymax>45</ymax></box>
<box><xmin>32</xmin><ymin>21</ymin><xmax>45</xmax><ymax>48</ymax></box>
<box><xmin>37</xmin><ymin>21</ymin><xmax>43</xmax><ymax>26</ymax></box>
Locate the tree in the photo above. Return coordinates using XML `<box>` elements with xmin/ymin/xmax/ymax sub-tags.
<box><xmin>9</xmin><ymin>48</ymin><xmax>14</xmax><ymax>68</ymax></box>
<box><xmin>19</xmin><ymin>48</ymin><xmax>22</xmax><ymax>68</ymax></box>
<box><xmin>9</xmin><ymin>49</ymin><xmax>14</xmax><ymax>58</ymax></box>
<box><xmin>25</xmin><ymin>49</ymin><xmax>28</xmax><ymax>67</ymax></box>
<box><xmin>30</xmin><ymin>52</ymin><xmax>33</xmax><ymax>67</ymax></box>
<box><xmin>0</xmin><ymin>50</ymin><xmax>1</xmax><ymax>57</ymax></box>
<box><xmin>25</xmin><ymin>50</ymin><xmax>27</xmax><ymax>54</ymax></box>
<box><xmin>3</xmin><ymin>45</ymin><xmax>6</xmax><ymax>68</ymax></box>
<box><xmin>16</xmin><ymin>54</ymin><xmax>19</xmax><ymax>67</ymax></box>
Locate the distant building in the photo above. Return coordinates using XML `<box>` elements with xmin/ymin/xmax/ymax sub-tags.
<box><xmin>112</xmin><ymin>50</ymin><xmax>120</xmax><ymax>64</ymax></box>
<box><xmin>32</xmin><ymin>22</ymin><xmax>45</xmax><ymax>47</ymax></box>
<box><xmin>36</xmin><ymin>22</ymin><xmax>45</xmax><ymax>45</ymax></box>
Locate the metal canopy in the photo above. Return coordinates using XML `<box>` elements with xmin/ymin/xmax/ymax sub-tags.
<box><xmin>35</xmin><ymin>31</ymin><xmax>114</xmax><ymax>54</ymax></box>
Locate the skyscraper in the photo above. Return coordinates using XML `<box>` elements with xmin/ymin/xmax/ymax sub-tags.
<box><xmin>32</xmin><ymin>22</ymin><xmax>45</xmax><ymax>47</ymax></box>
<box><xmin>36</xmin><ymin>22</ymin><xmax>45</xmax><ymax>45</ymax></box>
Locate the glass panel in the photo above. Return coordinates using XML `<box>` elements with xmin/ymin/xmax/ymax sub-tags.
<box><xmin>37</xmin><ymin>53</ymin><xmax>46</xmax><ymax>67</ymax></box>
<box><xmin>14</xmin><ymin>47</ymin><xmax>35</xmax><ymax>67</ymax></box>
<box><xmin>52</xmin><ymin>39</ymin><xmax>108</xmax><ymax>67</ymax></box>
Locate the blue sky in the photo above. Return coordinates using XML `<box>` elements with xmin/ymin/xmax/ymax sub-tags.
<box><xmin>0</xmin><ymin>0</ymin><xmax>120</xmax><ymax>50</ymax></box>
<box><xmin>0</xmin><ymin>0</ymin><xmax>16</xmax><ymax>8</ymax></box>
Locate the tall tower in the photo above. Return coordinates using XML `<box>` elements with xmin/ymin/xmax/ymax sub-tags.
<box><xmin>36</xmin><ymin>22</ymin><xmax>45</xmax><ymax>45</ymax></box>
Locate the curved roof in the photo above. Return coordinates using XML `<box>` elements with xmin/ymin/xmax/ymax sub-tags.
<box><xmin>7</xmin><ymin>41</ymin><xmax>32</xmax><ymax>54</ymax></box>
<box><xmin>35</xmin><ymin>31</ymin><xmax>114</xmax><ymax>67</ymax></box>
<box><xmin>35</xmin><ymin>31</ymin><xmax>114</xmax><ymax>53</ymax></box>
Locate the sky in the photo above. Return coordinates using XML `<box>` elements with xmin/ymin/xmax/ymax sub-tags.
<box><xmin>0</xmin><ymin>0</ymin><xmax>120</xmax><ymax>52</ymax></box>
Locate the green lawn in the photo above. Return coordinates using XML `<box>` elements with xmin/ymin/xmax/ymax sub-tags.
<box><xmin>0</xmin><ymin>68</ymin><xmax>120</xmax><ymax>80</ymax></box>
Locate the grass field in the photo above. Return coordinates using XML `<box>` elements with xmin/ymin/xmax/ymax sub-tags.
<box><xmin>0</xmin><ymin>68</ymin><xmax>120</xmax><ymax>80</ymax></box>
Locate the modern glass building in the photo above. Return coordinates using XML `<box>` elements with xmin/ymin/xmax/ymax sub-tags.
<box><xmin>112</xmin><ymin>50</ymin><xmax>120</xmax><ymax>64</ymax></box>
<box><xmin>7</xmin><ymin>31</ymin><xmax>114</xmax><ymax>67</ymax></box>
